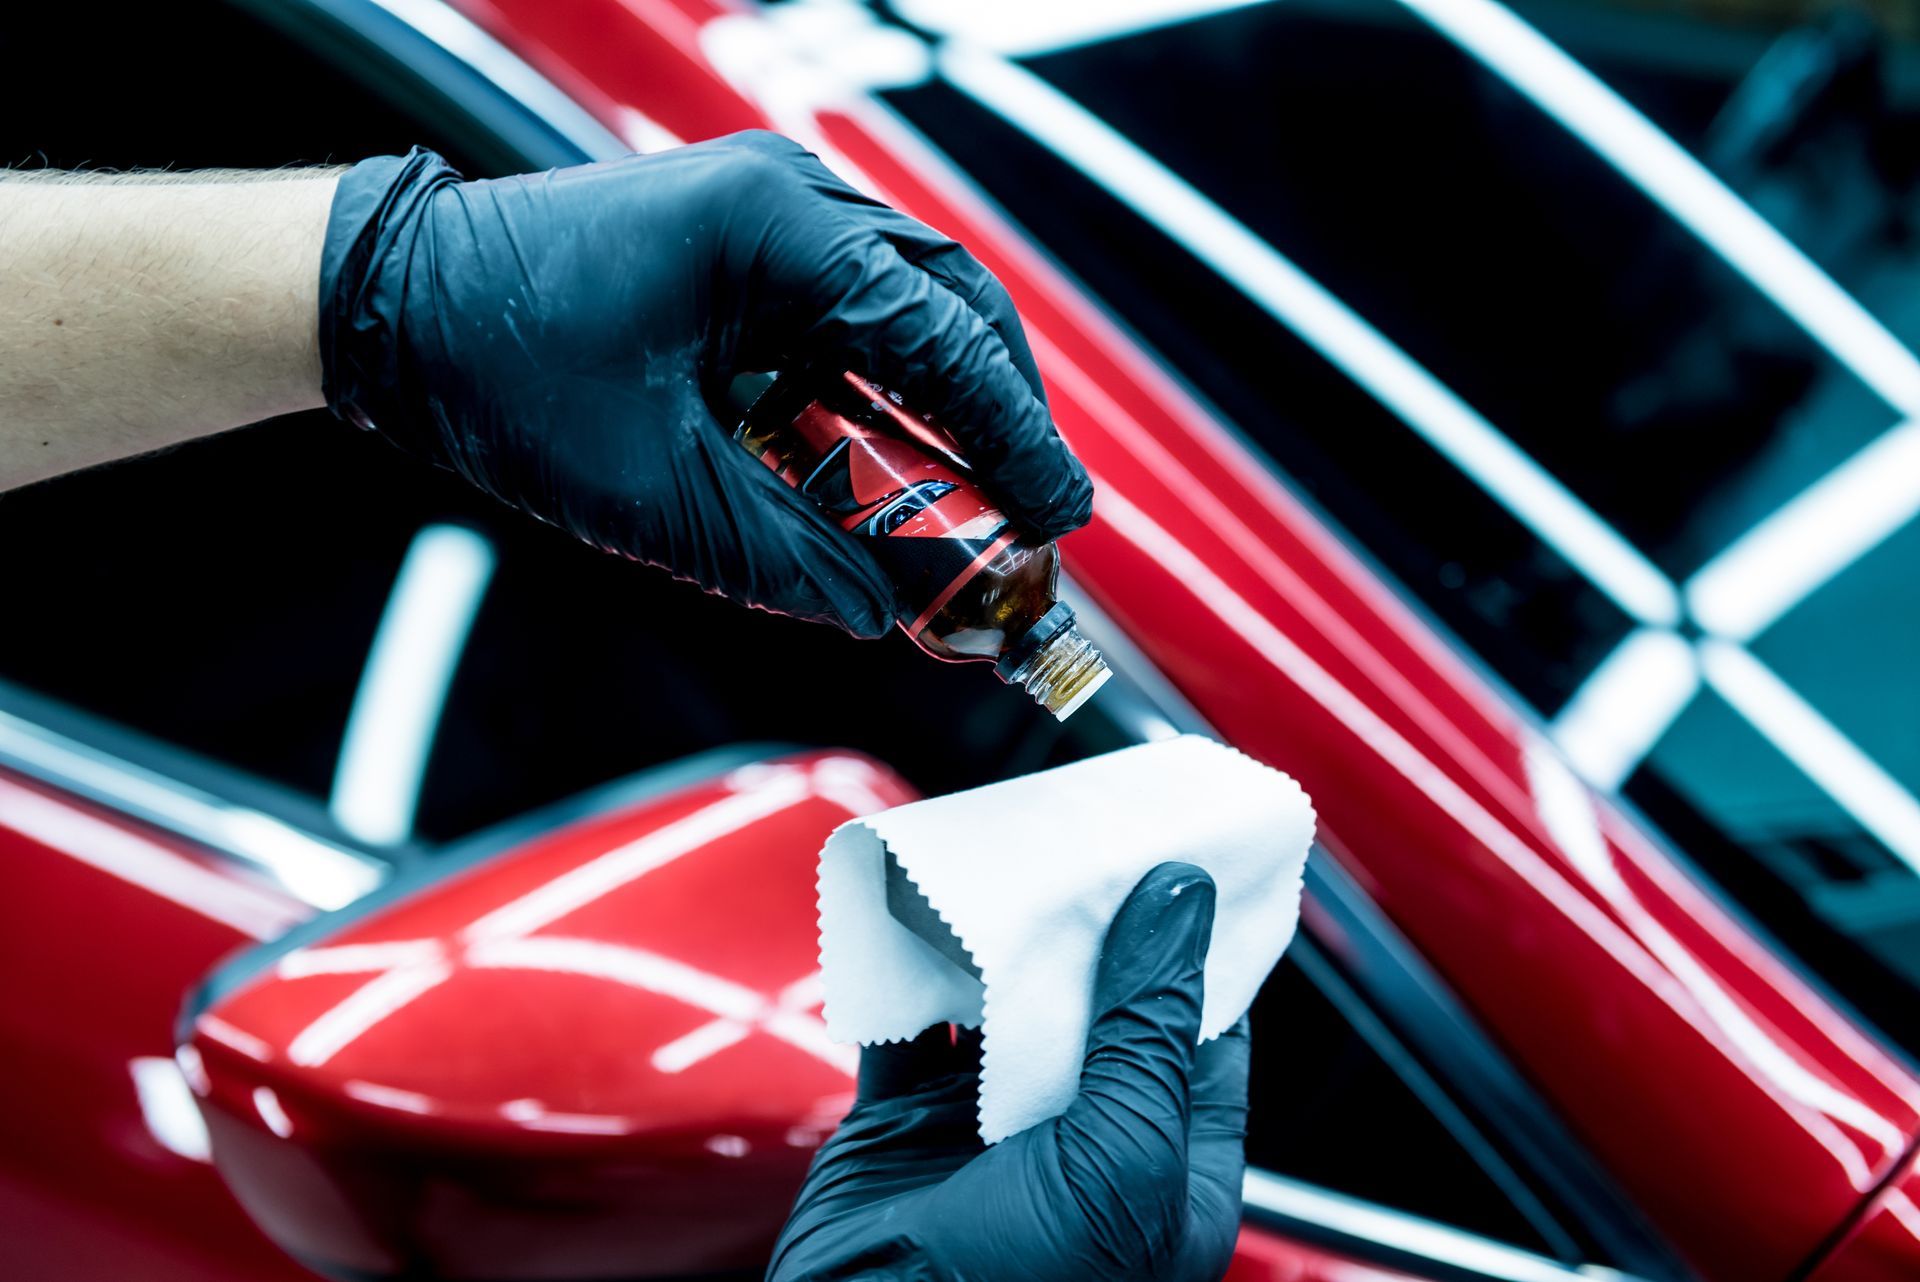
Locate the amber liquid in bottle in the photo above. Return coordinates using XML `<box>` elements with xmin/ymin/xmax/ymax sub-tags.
<box><xmin>734</xmin><ymin>370</ymin><xmax>1110</xmax><ymax>720</ymax></box>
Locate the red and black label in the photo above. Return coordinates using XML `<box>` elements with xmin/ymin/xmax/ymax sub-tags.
<box><xmin>747</xmin><ymin>373</ymin><xmax>1017</xmax><ymax>635</ymax></box>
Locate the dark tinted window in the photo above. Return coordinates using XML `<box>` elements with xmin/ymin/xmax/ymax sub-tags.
<box><xmin>1247</xmin><ymin>945</ymin><xmax>1569</xmax><ymax>1255</ymax></box>
<box><xmin>0</xmin><ymin>1</ymin><xmax>505</xmax><ymax>801</ymax></box>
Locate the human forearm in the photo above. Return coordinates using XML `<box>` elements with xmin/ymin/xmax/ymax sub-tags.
<box><xmin>0</xmin><ymin>169</ymin><xmax>339</xmax><ymax>491</ymax></box>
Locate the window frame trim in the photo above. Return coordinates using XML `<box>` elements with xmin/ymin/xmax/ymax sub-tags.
<box><xmin>0</xmin><ymin>682</ymin><xmax>388</xmax><ymax>911</ymax></box>
<box><xmin>1243</xmin><ymin>1168</ymin><xmax>1647</xmax><ymax>1282</ymax></box>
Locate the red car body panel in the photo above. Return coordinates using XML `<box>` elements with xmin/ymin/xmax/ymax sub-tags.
<box><xmin>5</xmin><ymin>3</ymin><xmax>1918</xmax><ymax>1281</ymax></box>
<box><xmin>188</xmin><ymin>752</ymin><xmax>912</xmax><ymax>1278</ymax></box>
<box><xmin>0</xmin><ymin>773</ymin><xmax>317</xmax><ymax>1281</ymax></box>
<box><xmin>1226</xmin><ymin>1226</ymin><xmax>1432</xmax><ymax>1282</ymax></box>
<box><xmin>1805</xmin><ymin>1148</ymin><xmax>1920</xmax><ymax>1282</ymax></box>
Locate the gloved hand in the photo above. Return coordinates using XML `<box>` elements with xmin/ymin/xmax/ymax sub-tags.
<box><xmin>317</xmin><ymin>132</ymin><xmax>1093</xmax><ymax>637</ymax></box>
<box><xmin>769</xmin><ymin>862</ymin><xmax>1249</xmax><ymax>1281</ymax></box>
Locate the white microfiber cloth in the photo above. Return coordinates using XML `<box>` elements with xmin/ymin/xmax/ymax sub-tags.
<box><xmin>817</xmin><ymin>734</ymin><xmax>1315</xmax><ymax>1143</ymax></box>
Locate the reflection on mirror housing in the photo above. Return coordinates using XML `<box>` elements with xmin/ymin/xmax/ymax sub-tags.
<box><xmin>177</xmin><ymin>748</ymin><xmax>916</xmax><ymax>1280</ymax></box>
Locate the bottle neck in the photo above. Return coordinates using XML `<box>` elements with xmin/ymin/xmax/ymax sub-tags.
<box><xmin>1006</xmin><ymin>622</ymin><xmax>1111</xmax><ymax>721</ymax></box>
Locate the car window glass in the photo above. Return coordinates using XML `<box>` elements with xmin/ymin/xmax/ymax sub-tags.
<box><xmin>1247</xmin><ymin>947</ymin><xmax>1567</xmax><ymax>1257</ymax></box>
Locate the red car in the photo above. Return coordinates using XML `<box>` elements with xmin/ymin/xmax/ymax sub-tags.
<box><xmin>4</xmin><ymin>2</ymin><xmax>1919</xmax><ymax>1281</ymax></box>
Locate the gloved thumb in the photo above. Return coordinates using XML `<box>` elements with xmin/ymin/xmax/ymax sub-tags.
<box><xmin>1055</xmin><ymin>863</ymin><xmax>1214</xmax><ymax>1262</ymax></box>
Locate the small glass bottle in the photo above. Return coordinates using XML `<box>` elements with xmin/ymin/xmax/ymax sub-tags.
<box><xmin>733</xmin><ymin>370</ymin><xmax>1110</xmax><ymax>721</ymax></box>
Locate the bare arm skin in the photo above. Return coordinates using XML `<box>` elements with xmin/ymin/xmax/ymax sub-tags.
<box><xmin>0</xmin><ymin>169</ymin><xmax>340</xmax><ymax>491</ymax></box>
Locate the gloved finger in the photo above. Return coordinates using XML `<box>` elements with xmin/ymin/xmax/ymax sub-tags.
<box><xmin>776</xmin><ymin>231</ymin><xmax>1092</xmax><ymax>542</ymax></box>
<box><xmin>1188</xmin><ymin>1014</ymin><xmax>1250</xmax><ymax>1206</ymax></box>
<box><xmin>1054</xmin><ymin>863</ymin><xmax>1214</xmax><ymax>1257</ymax></box>
<box><xmin>1192</xmin><ymin>1014</ymin><xmax>1251</xmax><ymax>1123</ymax></box>
<box><xmin>838</xmin><ymin>201</ymin><xmax>1049</xmax><ymax>409</ymax></box>
<box><xmin>667</xmin><ymin>418</ymin><xmax>898</xmax><ymax>638</ymax></box>
<box><xmin>857</xmin><ymin>1023</ymin><xmax>984</xmax><ymax>1103</ymax></box>
<box><xmin>744</xmin><ymin>133</ymin><xmax>1050</xmax><ymax>410</ymax></box>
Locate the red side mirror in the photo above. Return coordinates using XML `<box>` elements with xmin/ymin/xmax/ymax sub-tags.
<box><xmin>179</xmin><ymin>748</ymin><xmax>916</xmax><ymax>1280</ymax></box>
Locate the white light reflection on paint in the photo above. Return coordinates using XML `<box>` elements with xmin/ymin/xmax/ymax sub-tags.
<box><xmin>130</xmin><ymin>1057</ymin><xmax>211</xmax><ymax>1162</ymax></box>
<box><xmin>1601</xmin><ymin>808</ymin><xmax>1920</xmax><ymax>1116</ymax></box>
<box><xmin>1524</xmin><ymin>742</ymin><xmax>1897</xmax><ymax>1182</ymax></box>
<box><xmin>1097</xmin><ymin>488</ymin><xmax>1669</xmax><ymax>979</ymax></box>
<box><xmin>1885</xmin><ymin>1189</ymin><xmax>1920</xmax><ymax>1245</ymax></box>
<box><xmin>652</xmin><ymin>1020</ymin><xmax>753</xmax><ymax>1074</ymax></box>
<box><xmin>253</xmin><ymin>1087</ymin><xmax>294</xmax><ymax>1140</ymax></box>
<box><xmin>174</xmin><ymin>1044</ymin><xmax>211</xmax><ymax>1098</ymax></box>
<box><xmin>501</xmin><ymin>1098</ymin><xmax>632</xmax><ymax>1135</ymax></box>
<box><xmin>344</xmin><ymin>1080</ymin><xmax>438</xmax><ymax>1115</ymax></box>
<box><xmin>1098</xmin><ymin>485</ymin><xmax>1916</xmax><ymax>1172</ymax></box>
<box><xmin>286</xmin><ymin>962</ymin><xmax>455</xmax><ymax>1069</ymax></box>
<box><xmin>462</xmin><ymin>776</ymin><xmax>813</xmax><ymax>944</ymax></box>
<box><xmin>696</xmin><ymin>11</ymin><xmax>897</xmax><ymax>195</ymax></box>
<box><xmin>653</xmin><ymin>971</ymin><xmax>855</xmax><ymax>1076</ymax></box>
<box><xmin>197</xmin><ymin>1015</ymin><xmax>271</xmax><ymax>1063</ymax></box>
<box><xmin>273</xmin><ymin>763</ymin><xmax>873</xmax><ymax>1079</ymax></box>
<box><xmin>1031</xmin><ymin>326</ymin><xmax>1538</xmax><ymax>808</ymax></box>
<box><xmin>278</xmin><ymin>940</ymin><xmax>445</xmax><ymax>979</ymax></box>
<box><xmin>469</xmin><ymin>937</ymin><xmax>764</xmax><ymax>1021</ymax></box>
<box><xmin>471</xmin><ymin>939</ymin><xmax>852</xmax><ymax>1076</ymax></box>
<box><xmin>0</xmin><ymin>779</ymin><xmax>298</xmax><ymax>939</ymax></box>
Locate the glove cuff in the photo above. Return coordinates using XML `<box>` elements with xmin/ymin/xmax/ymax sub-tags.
<box><xmin>317</xmin><ymin>147</ymin><xmax>465</xmax><ymax>444</ymax></box>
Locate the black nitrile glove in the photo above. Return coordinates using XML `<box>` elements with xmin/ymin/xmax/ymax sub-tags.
<box><xmin>769</xmin><ymin>862</ymin><xmax>1249</xmax><ymax>1281</ymax></box>
<box><xmin>318</xmin><ymin>133</ymin><xmax>1092</xmax><ymax>637</ymax></box>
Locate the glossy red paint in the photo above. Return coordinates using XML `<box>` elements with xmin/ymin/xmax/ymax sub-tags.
<box><xmin>188</xmin><ymin>751</ymin><xmax>915</xmax><ymax>1279</ymax></box>
<box><xmin>0</xmin><ymin>769</ymin><xmax>319</xmax><ymax>1281</ymax></box>
<box><xmin>1804</xmin><ymin>1147</ymin><xmax>1920</xmax><ymax>1282</ymax></box>
<box><xmin>1226</xmin><ymin>1225</ymin><xmax>1429</xmax><ymax>1282</ymax></box>
<box><xmin>440</xmin><ymin>2</ymin><xmax>1920</xmax><ymax>1277</ymax></box>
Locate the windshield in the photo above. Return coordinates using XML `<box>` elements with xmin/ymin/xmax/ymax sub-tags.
<box><xmin>869</xmin><ymin>0</ymin><xmax>1920</xmax><ymax>1054</ymax></box>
